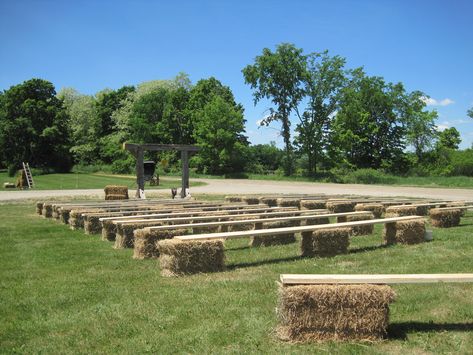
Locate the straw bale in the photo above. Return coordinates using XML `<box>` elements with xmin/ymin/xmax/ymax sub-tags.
<box><xmin>300</xmin><ymin>228</ymin><xmax>350</xmax><ymax>257</ymax></box>
<box><xmin>326</xmin><ymin>201</ymin><xmax>355</xmax><ymax>213</ymax></box>
<box><xmin>225</xmin><ymin>196</ymin><xmax>243</xmax><ymax>203</ymax></box>
<box><xmin>384</xmin><ymin>205</ymin><xmax>417</xmax><ymax>218</ymax></box>
<box><xmin>300</xmin><ymin>200</ymin><xmax>326</xmax><ymax>210</ymax></box>
<box><xmin>84</xmin><ymin>215</ymin><xmax>103</xmax><ymax>235</ymax></box>
<box><xmin>193</xmin><ymin>220</ymin><xmax>220</xmax><ymax>234</ymax></box>
<box><xmin>415</xmin><ymin>205</ymin><xmax>429</xmax><ymax>216</ymax></box>
<box><xmin>230</xmin><ymin>216</ymin><xmax>256</xmax><ymax>232</ymax></box>
<box><xmin>69</xmin><ymin>209</ymin><xmax>103</xmax><ymax>230</ymax></box>
<box><xmin>105</xmin><ymin>194</ymin><xmax>128</xmax><ymax>200</ymax></box>
<box><xmin>101</xmin><ymin>220</ymin><xmax>117</xmax><ymax>241</ymax></box>
<box><xmin>36</xmin><ymin>202</ymin><xmax>44</xmax><ymax>215</ymax></box>
<box><xmin>276</xmin><ymin>284</ymin><xmax>396</xmax><ymax>342</ymax></box>
<box><xmin>446</xmin><ymin>202</ymin><xmax>466</xmax><ymax>216</ymax></box>
<box><xmin>42</xmin><ymin>203</ymin><xmax>53</xmax><ymax>218</ymax></box>
<box><xmin>383</xmin><ymin>219</ymin><xmax>425</xmax><ymax>245</ymax></box>
<box><xmin>346</xmin><ymin>213</ymin><xmax>374</xmax><ymax>236</ymax></box>
<box><xmin>250</xmin><ymin>220</ymin><xmax>298</xmax><ymax>247</ymax></box>
<box><xmin>104</xmin><ymin>185</ymin><xmax>129</xmax><ymax>198</ymax></box>
<box><xmin>133</xmin><ymin>228</ymin><xmax>189</xmax><ymax>259</ymax></box>
<box><xmin>277</xmin><ymin>198</ymin><xmax>301</xmax><ymax>209</ymax></box>
<box><xmin>243</xmin><ymin>196</ymin><xmax>260</xmax><ymax>205</ymax></box>
<box><xmin>259</xmin><ymin>197</ymin><xmax>278</xmax><ymax>207</ymax></box>
<box><xmin>305</xmin><ymin>216</ymin><xmax>330</xmax><ymax>226</ymax></box>
<box><xmin>114</xmin><ymin>222</ymin><xmax>162</xmax><ymax>249</ymax></box>
<box><xmin>60</xmin><ymin>208</ymin><xmax>71</xmax><ymax>224</ymax></box>
<box><xmin>430</xmin><ymin>208</ymin><xmax>462</xmax><ymax>228</ymax></box>
<box><xmin>157</xmin><ymin>239</ymin><xmax>225</xmax><ymax>276</ymax></box>
<box><xmin>354</xmin><ymin>203</ymin><xmax>384</xmax><ymax>218</ymax></box>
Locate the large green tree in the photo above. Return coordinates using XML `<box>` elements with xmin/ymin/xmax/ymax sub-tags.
<box><xmin>437</xmin><ymin>127</ymin><xmax>461</xmax><ymax>150</ymax></box>
<box><xmin>0</xmin><ymin>79</ymin><xmax>72</xmax><ymax>174</ymax></box>
<box><xmin>242</xmin><ymin>43</ymin><xmax>306</xmax><ymax>175</ymax></box>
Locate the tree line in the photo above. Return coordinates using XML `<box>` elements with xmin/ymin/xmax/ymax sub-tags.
<box><xmin>0</xmin><ymin>43</ymin><xmax>472</xmax><ymax>179</ymax></box>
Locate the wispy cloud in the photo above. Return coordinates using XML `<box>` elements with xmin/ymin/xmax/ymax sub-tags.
<box><xmin>435</xmin><ymin>124</ymin><xmax>449</xmax><ymax>132</ymax></box>
<box><xmin>421</xmin><ymin>96</ymin><xmax>455</xmax><ymax>106</ymax></box>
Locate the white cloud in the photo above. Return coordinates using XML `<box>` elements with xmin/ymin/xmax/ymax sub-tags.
<box><xmin>421</xmin><ymin>96</ymin><xmax>455</xmax><ymax>106</ymax></box>
<box><xmin>436</xmin><ymin>124</ymin><xmax>449</xmax><ymax>132</ymax></box>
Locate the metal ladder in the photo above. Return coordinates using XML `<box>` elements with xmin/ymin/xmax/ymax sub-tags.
<box><xmin>22</xmin><ymin>162</ymin><xmax>34</xmax><ymax>188</ymax></box>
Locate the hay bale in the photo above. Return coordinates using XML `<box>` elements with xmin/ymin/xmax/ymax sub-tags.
<box><xmin>277</xmin><ymin>198</ymin><xmax>301</xmax><ymax>209</ymax></box>
<box><xmin>415</xmin><ymin>205</ymin><xmax>430</xmax><ymax>216</ymax></box>
<box><xmin>105</xmin><ymin>194</ymin><xmax>128</xmax><ymax>201</ymax></box>
<box><xmin>60</xmin><ymin>208</ymin><xmax>72</xmax><ymax>224</ymax></box>
<box><xmin>259</xmin><ymin>197</ymin><xmax>278</xmax><ymax>207</ymax></box>
<box><xmin>300</xmin><ymin>228</ymin><xmax>350</xmax><ymax>257</ymax></box>
<box><xmin>305</xmin><ymin>216</ymin><xmax>330</xmax><ymax>226</ymax></box>
<box><xmin>276</xmin><ymin>284</ymin><xmax>396</xmax><ymax>342</ymax></box>
<box><xmin>133</xmin><ymin>228</ymin><xmax>189</xmax><ymax>259</ymax></box>
<box><xmin>101</xmin><ymin>220</ymin><xmax>117</xmax><ymax>241</ymax></box>
<box><xmin>51</xmin><ymin>205</ymin><xmax>61</xmax><ymax>219</ymax></box>
<box><xmin>430</xmin><ymin>208</ymin><xmax>462</xmax><ymax>228</ymax></box>
<box><xmin>354</xmin><ymin>203</ymin><xmax>384</xmax><ymax>218</ymax></box>
<box><xmin>346</xmin><ymin>213</ymin><xmax>374</xmax><ymax>236</ymax></box>
<box><xmin>300</xmin><ymin>200</ymin><xmax>326</xmax><ymax>210</ymax></box>
<box><xmin>446</xmin><ymin>202</ymin><xmax>466</xmax><ymax>216</ymax></box>
<box><xmin>385</xmin><ymin>205</ymin><xmax>417</xmax><ymax>218</ymax></box>
<box><xmin>229</xmin><ymin>216</ymin><xmax>256</xmax><ymax>232</ymax></box>
<box><xmin>224</xmin><ymin>196</ymin><xmax>243</xmax><ymax>203</ymax></box>
<box><xmin>114</xmin><ymin>222</ymin><xmax>159</xmax><ymax>249</ymax></box>
<box><xmin>242</xmin><ymin>196</ymin><xmax>260</xmax><ymax>205</ymax></box>
<box><xmin>250</xmin><ymin>220</ymin><xmax>298</xmax><ymax>247</ymax></box>
<box><xmin>192</xmin><ymin>220</ymin><xmax>220</xmax><ymax>234</ymax></box>
<box><xmin>42</xmin><ymin>203</ymin><xmax>53</xmax><ymax>218</ymax></box>
<box><xmin>104</xmin><ymin>185</ymin><xmax>129</xmax><ymax>199</ymax></box>
<box><xmin>157</xmin><ymin>239</ymin><xmax>225</xmax><ymax>276</ymax></box>
<box><xmin>84</xmin><ymin>215</ymin><xmax>103</xmax><ymax>235</ymax></box>
<box><xmin>326</xmin><ymin>201</ymin><xmax>355</xmax><ymax>213</ymax></box>
<box><xmin>383</xmin><ymin>219</ymin><xmax>426</xmax><ymax>245</ymax></box>
<box><xmin>69</xmin><ymin>209</ymin><xmax>101</xmax><ymax>230</ymax></box>
<box><xmin>36</xmin><ymin>202</ymin><xmax>44</xmax><ymax>215</ymax></box>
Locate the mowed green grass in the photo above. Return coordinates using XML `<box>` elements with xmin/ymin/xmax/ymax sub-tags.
<box><xmin>1</xmin><ymin>202</ymin><xmax>473</xmax><ymax>353</ymax></box>
<box><xmin>0</xmin><ymin>172</ymin><xmax>205</xmax><ymax>191</ymax></box>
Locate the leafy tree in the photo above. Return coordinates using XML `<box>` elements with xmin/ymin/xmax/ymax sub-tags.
<box><xmin>246</xmin><ymin>142</ymin><xmax>284</xmax><ymax>173</ymax></box>
<box><xmin>95</xmin><ymin>85</ymin><xmax>135</xmax><ymax>136</ymax></box>
<box><xmin>242</xmin><ymin>43</ymin><xmax>306</xmax><ymax>175</ymax></box>
<box><xmin>0</xmin><ymin>79</ymin><xmax>72</xmax><ymax>174</ymax></box>
<box><xmin>437</xmin><ymin>127</ymin><xmax>461</xmax><ymax>150</ymax></box>
<box><xmin>294</xmin><ymin>51</ymin><xmax>347</xmax><ymax>176</ymax></box>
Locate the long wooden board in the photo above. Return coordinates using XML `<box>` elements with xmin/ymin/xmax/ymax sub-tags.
<box><xmin>280</xmin><ymin>273</ymin><xmax>473</xmax><ymax>285</ymax></box>
<box><xmin>175</xmin><ymin>215</ymin><xmax>425</xmax><ymax>241</ymax></box>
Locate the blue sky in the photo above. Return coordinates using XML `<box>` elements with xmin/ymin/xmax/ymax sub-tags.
<box><xmin>1</xmin><ymin>0</ymin><xmax>472</xmax><ymax>148</ymax></box>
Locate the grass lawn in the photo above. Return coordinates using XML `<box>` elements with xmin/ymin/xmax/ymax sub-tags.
<box><xmin>0</xmin><ymin>172</ymin><xmax>206</xmax><ymax>191</ymax></box>
<box><xmin>1</xmin><ymin>199</ymin><xmax>472</xmax><ymax>353</ymax></box>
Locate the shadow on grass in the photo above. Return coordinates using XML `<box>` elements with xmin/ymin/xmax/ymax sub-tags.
<box><xmin>388</xmin><ymin>321</ymin><xmax>473</xmax><ymax>340</ymax></box>
<box><xmin>227</xmin><ymin>255</ymin><xmax>303</xmax><ymax>270</ymax></box>
<box><xmin>225</xmin><ymin>245</ymin><xmax>251</xmax><ymax>251</ymax></box>
<box><xmin>349</xmin><ymin>244</ymin><xmax>390</xmax><ymax>254</ymax></box>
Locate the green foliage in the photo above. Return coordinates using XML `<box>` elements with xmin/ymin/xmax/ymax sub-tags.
<box><xmin>437</xmin><ymin>127</ymin><xmax>461</xmax><ymax>150</ymax></box>
<box><xmin>245</xmin><ymin>142</ymin><xmax>284</xmax><ymax>173</ymax></box>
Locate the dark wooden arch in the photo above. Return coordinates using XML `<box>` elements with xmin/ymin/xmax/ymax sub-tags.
<box><xmin>124</xmin><ymin>143</ymin><xmax>200</xmax><ymax>198</ymax></box>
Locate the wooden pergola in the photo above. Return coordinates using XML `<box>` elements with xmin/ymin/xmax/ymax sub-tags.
<box><xmin>124</xmin><ymin>143</ymin><xmax>200</xmax><ymax>198</ymax></box>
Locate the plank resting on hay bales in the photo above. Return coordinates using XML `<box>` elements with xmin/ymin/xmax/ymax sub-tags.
<box><xmin>157</xmin><ymin>239</ymin><xmax>225</xmax><ymax>276</ymax></box>
<box><xmin>383</xmin><ymin>219</ymin><xmax>426</xmax><ymax>245</ymax></box>
<box><xmin>430</xmin><ymin>208</ymin><xmax>462</xmax><ymax>228</ymax></box>
<box><xmin>300</xmin><ymin>200</ymin><xmax>326</xmax><ymax>210</ymax></box>
<box><xmin>354</xmin><ymin>203</ymin><xmax>384</xmax><ymax>218</ymax></box>
<box><xmin>345</xmin><ymin>212</ymin><xmax>374</xmax><ymax>236</ymax></box>
<box><xmin>301</xmin><ymin>227</ymin><xmax>350</xmax><ymax>257</ymax></box>
<box><xmin>133</xmin><ymin>228</ymin><xmax>189</xmax><ymax>259</ymax></box>
<box><xmin>36</xmin><ymin>202</ymin><xmax>44</xmax><ymax>215</ymax></box>
<box><xmin>446</xmin><ymin>201</ymin><xmax>466</xmax><ymax>216</ymax></box>
<box><xmin>277</xmin><ymin>198</ymin><xmax>301</xmax><ymax>209</ymax></box>
<box><xmin>276</xmin><ymin>284</ymin><xmax>396</xmax><ymax>342</ymax></box>
<box><xmin>259</xmin><ymin>197</ymin><xmax>278</xmax><ymax>207</ymax></box>
<box><xmin>42</xmin><ymin>203</ymin><xmax>53</xmax><ymax>218</ymax></box>
<box><xmin>250</xmin><ymin>220</ymin><xmax>299</xmax><ymax>247</ymax></box>
<box><xmin>385</xmin><ymin>205</ymin><xmax>417</xmax><ymax>218</ymax></box>
<box><xmin>242</xmin><ymin>196</ymin><xmax>260</xmax><ymax>205</ymax></box>
<box><xmin>326</xmin><ymin>201</ymin><xmax>355</xmax><ymax>213</ymax></box>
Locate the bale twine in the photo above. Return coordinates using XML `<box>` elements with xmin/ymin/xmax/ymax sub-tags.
<box><xmin>242</xmin><ymin>196</ymin><xmax>260</xmax><ymax>205</ymax></box>
<box><xmin>225</xmin><ymin>196</ymin><xmax>243</xmax><ymax>203</ymax></box>
<box><xmin>277</xmin><ymin>198</ymin><xmax>301</xmax><ymax>209</ymax></box>
<box><xmin>276</xmin><ymin>284</ymin><xmax>396</xmax><ymax>342</ymax></box>
<box><xmin>157</xmin><ymin>239</ymin><xmax>225</xmax><ymax>276</ymax></box>
<box><xmin>133</xmin><ymin>228</ymin><xmax>189</xmax><ymax>259</ymax></box>
<box><xmin>383</xmin><ymin>219</ymin><xmax>426</xmax><ymax>245</ymax></box>
<box><xmin>300</xmin><ymin>227</ymin><xmax>350</xmax><ymax>257</ymax></box>
<box><xmin>104</xmin><ymin>185</ymin><xmax>129</xmax><ymax>200</ymax></box>
<box><xmin>354</xmin><ymin>203</ymin><xmax>384</xmax><ymax>218</ymax></box>
<box><xmin>300</xmin><ymin>200</ymin><xmax>326</xmax><ymax>210</ymax></box>
<box><xmin>250</xmin><ymin>220</ymin><xmax>298</xmax><ymax>247</ymax></box>
<box><xmin>101</xmin><ymin>220</ymin><xmax>117</xmax><ymax>241</ymax></box>
<box><xmin>326</xmin><ymin>201</ymin><xmax>355</xmax><ymax>213</ymax></box>
<box><xmin>430</xmin><ymin>208</ymin><xmax>462</xmax><ymax>228</ymax></box>
<box><xmin>346</xmin><ymin>213</ymin><xmax>374</xmax><ymax>236</ymax></box>
<box><xmin>42</xmin><ymin>203</ymin><xmax>53</xmax><ymax>218</ymax></box>
<box><xmin>36</xmin><ymin>202</ymin><xmax>44</xmax><ymax>215</ymax></box>
<box><xmin>259</xmin><ymin>197</ymin><xmax>278</xmax><ymax>207</ymax></box>
<box><xmin>384</xmin><ymin>205</ymin><xmax>417</xmax><ymax>218</ymax></box>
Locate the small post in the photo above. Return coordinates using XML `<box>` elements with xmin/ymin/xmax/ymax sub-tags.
<box><xmin>136</xmin><ymin>147</ymin><xmax>145</xmax><ymax>198</ymax></box>
<box><xmin>181</xmin><ymin>150</ymin><xmax>189</xmax><ymax>198</ymax></box>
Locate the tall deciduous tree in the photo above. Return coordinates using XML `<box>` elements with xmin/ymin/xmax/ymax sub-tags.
<box><xmin>295</xmin><ymin>51</ymin><xmax>347</xmax><ymax>176</ymax></box>
<box><xmin>437</xmin><ymin>127</ymin><xmax>461</xmax><ymax>150</ymax></box>
<box><xmin>242</xmin><ymin>43</ymin><xmax>306</xmax><ymax>175</ymax></box>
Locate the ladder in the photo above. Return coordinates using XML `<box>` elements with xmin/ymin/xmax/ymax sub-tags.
<box><xmin>22</xmin><ymin>162</ymin><xmax>34</xmax><ymax>188</ymax></box>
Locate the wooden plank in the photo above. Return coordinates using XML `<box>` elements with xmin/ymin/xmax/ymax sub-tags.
<box><xmin>280</xmin><ymin>273</ymin><xmax>473</xmax><ymax>285</ymax></box>
<box><xmin>175</xmin><ymin>215</ymin><xmax>425</xmax><ymax>241</ymax></box>
<box><xmin>124</xmin><ymin>143</ymin><xmax>200</xmax><ymax>152</ymax></box>
<box><xmin>433</xmin><ymin>206</ymin><xmax>473</xmax><ymax>211</ymax></box>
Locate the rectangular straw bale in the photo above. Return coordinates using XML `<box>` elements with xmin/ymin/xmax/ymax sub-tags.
<box><xmin>104</xmin><ymin>185</ymin><xmax>129</xmax><ymax>198</ymax></box>
<box><xmin>225</xmin><ymin>196</ymin><xmax>243</xmax><ymax>203</ymax></box>
<box><xmin>52</xmin><ymin>205</ymin><xmax>61</xmax><ymax>219</ymax></box>
<box><xmin>305</xmin><ymin>216</ymin><xmax>330</xmax><ymax>226</ymax></box>
<box><xmin>259</xmin><ymin>197</ymin><xmax>278</xmax><ymax>207</ymax></box>
<box><xmin>243</xmin><ymin>196</ymin><xmax>260</xmax><ymax>205</ymax></box>
<box><xmin>42</xmin><ymin>203</ymin><xmax>53</xmax><ymax>218</ymax></box>
<box><xmin>60</xmin><ymin>208</ymin><xmax>71</xmax><ymax>224</ymax></box>
<box><xmin>84</xmin><ymin>215</ymin><xmax>103</xmax><ymax>235</ymax></box>
<box><xmin>277</xmin><ymin>198</ymin><xmax>301</xmax><ymax>209</ymax></box>
<box><xmin>101</xmin><ymin>220</ymin><xmax>117</xmax><ymax>241</ymax></box>
<box><xmin>230</xmin><ymin>216</ymin><xmax>257</xmax><ymax>232</ymax></box>
<box><xmin>193</xmin><ymin>219</ymin><xmax>220</xmax><ymax>234</ymax></box>
<box><xmin>133</xmin><ymin>228</ymin><xmax>189</xmax><ymax>259</ymax></box>
<box><xmin>385</xmin><ymin>205</ymin><xmax>417</xmax><ymax>218</ymax></box>
<box><xmin>326</xmin><ymin>201</ymin><xmax>355</xmax><ymax>213</ymax></box>
<box><xmin>383</xmin><ymin>220</ymin><xmax>426</xmax><ymax>245</ymax></box>
<box><xmin>354</xmin><ymin>203</ymin><xmax>384</xmax><ymax>218</ymax></box>
<box><xmin>300</xmin><ymin>200</ymin><xmax>326</xmax><ymax>210</ymax></box>
<box><xmin>36</xmin><ymin>202</ymin><xmax>44</xmax><ymax>215</ymax></box>
<box><xmin>114</xmin><ymin>222</ymin><xmax>162</xmax><ymax>249</ymax></box>
<box><xmin>446</xmin><ymin>202</ymin><xmax>466</xmax><ymax>216</ymax></box>
<box><xmin>430</xmin><ymin>208</ymin><xmax>462</xmax><ymax>228</ymax></box>
<box><xmin>415</xmin><ymin>205</ymin><xmax>430</xmax><ymax>216</ymax></box>
<box><xmin>346</xmin><ymin>213</ymin><xmax>374</xmax><ymax>236</ymax></box>
<box><xmin>250</xmin><ymin>220</ymin><xmax>298</xmax><ymax>247</ymax></box>
<box><xmin>276</xmin><ymin>284</ymin><xmax>396</xmax><ymax>342</ymax></box>
<box><xmin>157</xmin><ymin>239</ymin><xmax>225</xmax><ymax>276</ymax></box>
<box><xmin>300</xmin><ymin>228</ymin><xmax>350</xmax><ymax>257</ymax></box>
<box><xmin>105</xmin><ymin>194</ymin><xmax>128</xmax><ymax>200</ymax></box>
<box><xmin>69</xmin><ymin>209</ymin><xmax>104</xmax><ymax>230</ymax></box>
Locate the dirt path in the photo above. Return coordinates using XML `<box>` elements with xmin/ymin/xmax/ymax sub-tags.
<box><xmin>1</xmin><ymin>178</ymin><xmax>472</xmax><ymax>202</ymax></box>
